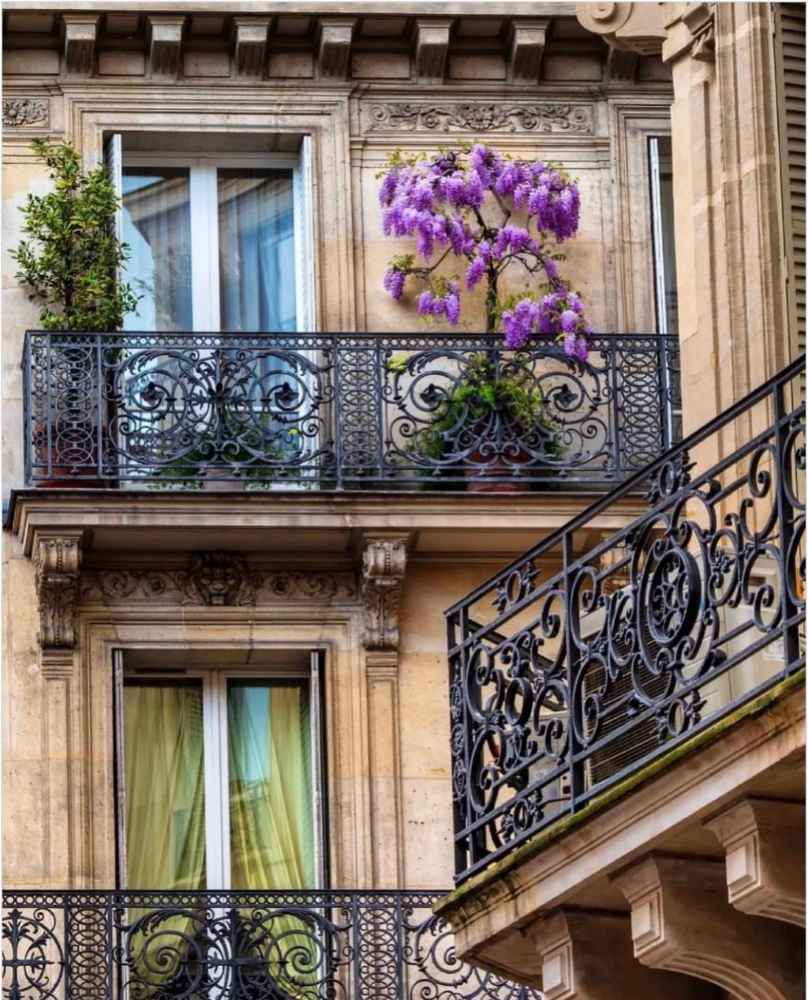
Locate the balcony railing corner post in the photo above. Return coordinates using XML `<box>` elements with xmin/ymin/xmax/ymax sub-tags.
<box><xmin>563</xmin><ymin>532</ymin><xmax>585</xmax><ymax>815</ymax></box>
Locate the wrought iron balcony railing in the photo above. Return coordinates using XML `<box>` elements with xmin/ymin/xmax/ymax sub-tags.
<box><xmin>447</xmin><ymin>358</ymin><xmax>805</xmax><ymax>882</ymax></box>
<box><xmin>23</xmin><ymin>331</ymin><xmax>679</xmax><ymax>490</ymax></box>
<box><xmin>2</xmin><ymin>889</ymin><xmax>538</xmax><ymax>1000</ymax></box>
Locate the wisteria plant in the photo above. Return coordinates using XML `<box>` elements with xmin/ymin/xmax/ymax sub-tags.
<box><xmin>380</xmin><ymin>144</ymin><xmax>590</xmax><ymax>361</ymax></box>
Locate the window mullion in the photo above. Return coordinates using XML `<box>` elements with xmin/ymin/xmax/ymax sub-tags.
<box><xmin>190</xmin><ymin>164</ymin><xmax>221</xmax><ymax>332</ymax></box>
<box><xmin>202</xmin><ymin>670</ymin><xmax>228</xmax><ymax>890</ymax></box>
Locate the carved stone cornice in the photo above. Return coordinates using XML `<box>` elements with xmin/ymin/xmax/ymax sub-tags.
<box><xmin>34</xmin><ymin>531</ymin><xmax>83</xmax><ymax>653</ymax></box>
<box><xmin>576</xmin><ymin>2</ymin><xmax>667</xmax><ymax>56</ymax></box>
<box><xmin>63</xmin><ymin>14</ymin><xmax>98</xmax><ymax>76</ymax></box>
<box><xmin>79</xmin><ymin>560</ymin><xmax>358</xmax><ymax>607</ymax></box>
<box><xmin>363</xmin><ymin>101</ymin><xmax>593</xmax><ymax>134</ymax></box>
<box><xmin>318</xmin><ymin>17</ymin><xmax>355</xmax><ymax>80</ymax></box>
<box><xmin>233</xmin><ymin>16</ymin><xmax>270</xmax><ymax>78</ymax></box>
<box><xmin>661</xmin><ymin>3</ymin><xmax>716</xmax><ymax>65</ymax></box>
<box><xmin>3</xmin><ymin>97</ymin><xmax>49</xmax><ymax>128</ymax></box>
<box><xmin>361</xmin><ymin>533</ymin><xmax>409</xmax><ymax>651</ymax></box>
<box><xmin>148</xmin><ymin>15</ymin><xmax>185</xmax><ymax>78</ymax></box>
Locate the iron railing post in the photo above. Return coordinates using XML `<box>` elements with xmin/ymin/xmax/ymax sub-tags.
<box><xmin>563</xmin><ymin>531</ymin><xmax>585</xmax><ymax>815</ymax></box>
<box><xmin>773</xmin><ymin>375</ymin><xmax>801</xmax><ymax>671</ymax></box>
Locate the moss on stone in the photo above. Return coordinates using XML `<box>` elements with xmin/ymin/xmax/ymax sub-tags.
<box><xmin>435</xmin><ymin>669</ymin><xmax>805</xmax><ymax>917</ymax></box>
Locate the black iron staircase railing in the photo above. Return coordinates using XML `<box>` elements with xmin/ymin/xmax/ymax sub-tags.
<box><xmin>22</xmin><ymin>330</ymin><xmax>679</xmax><ymax>490</ymax></box>
<box><xmin>1</xmin><ymin>888</ymin><xmax>538</xmax><ymax>1000</ymax></box>
<box><xmin>447</xmin><ymin>358</ymin><xmax>805</xmax><ymax>882</ymax></box>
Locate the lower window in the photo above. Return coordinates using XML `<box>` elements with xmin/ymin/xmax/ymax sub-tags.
<box><xmin>120</xmin><ymin>669</ymin><xmax>320</xmax><ymax>891</ymax></box>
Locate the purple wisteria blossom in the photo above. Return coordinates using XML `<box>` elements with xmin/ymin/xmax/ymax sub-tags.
<box><xmin>378</xmin><ymin>144</ymin><xmax>590</xmax><ymax>357</ymax></box>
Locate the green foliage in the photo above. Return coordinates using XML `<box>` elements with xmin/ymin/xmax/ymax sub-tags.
<box><xmin>411</xmin><ymin>353</ymin><xmax>563</xmax><ymax>462</ymax></box>
<box><xmin>11</xmin><ymin>138</ymin><xmax>139</xmax><ymax>331</ymax></box>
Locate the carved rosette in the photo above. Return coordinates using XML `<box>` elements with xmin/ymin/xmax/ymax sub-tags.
<box><xmin>3</xmin><ymin>98</ymin><xmax>49</xmax><ymax>128</ymax></box>
<box><xmin>361</xmin><ymin>534</ymin><xmax>409</xmax><ymax>651</ymax></box>
<box><xmin>34</xmin><ymin>532</ymin><xmax>83</xmax><ymax>651</ymax></box>
<box><xmin>363</xmin><ymin>102</ymin><xmax>593</xmax><ymax>135</ymax></box>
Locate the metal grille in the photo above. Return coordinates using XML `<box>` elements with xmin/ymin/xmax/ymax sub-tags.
<box><xmin>1</xmin><ymin>889</ymin><xmax>538</xmax><ymax>1000</ymax></box>
<box><xmin>22</xmin><ymin>331</ymin><xmax>680</xmax><ymax>490</ymax></box>
<box><xmin>447</xmin><ymin>358</ymin><xmax>806</xmax><ymax>882</ymax></box>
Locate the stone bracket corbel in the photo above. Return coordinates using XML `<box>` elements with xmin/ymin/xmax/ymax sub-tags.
<box><xmin>415</xmin><ymin>19</ymin><xmax>452</xmax><ymax>83</ymax></box>
<box><xmin>63</xmin><ymin>14</ymin><xmax>99</xmax><ymax>77</ymax></box>
<box><xmin>575</xmin><ymin>3</ymin><xmax>667</xmax><ymax>56</ymax></box>
<box><xmin>148</xmin><ymin>15</ymin><xmax>185</xmax><ymax>78</ymax></box>
<box><xmin>34</xmin><ymin>530</ymin><xmax>83</xmax><ymax>677</ymax></box>
<box><xmin>361</xmin><ymin>532</ymin><xmax>410</xmax><ymax>655</ymax></box>
<box><xmin>611</xmin><ymin>854</ymin><xmax>803</xmax><ymax>999</ymax></box>
<box><xmin>318</xmin><ymin>17</ymin><xmax>355</xmax><ymax>80</ymax></box>
<box><xmin>704</xmin><ymin>798</ymin><xmax>805</xmax><ymax>927</ymax></box>
<box><xmin>233</xmin><ymin>16</ymin><xmax>270</xmax><ymax>78</ymax></box>
<box><xmin>510</xmin><ymin>19</ymin><xmax>550</xmax><ymax>83</ymax></box>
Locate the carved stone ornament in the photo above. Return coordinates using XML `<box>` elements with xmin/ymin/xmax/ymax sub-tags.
<box><xmin>80</xmin><ymin>560</ymin><xmax>358</xmax><ymax>607</ymax></box>
<box><xmin>361</xmin><ymin>534</ymin><xmax>409</xmax><ymax>651</ymax></box>
<box><xmin>576</xmin><ymin>2</ymin><xmax>666</xmax><ymax>56</ymax></box>
<box><xmin>34</xmin><ymin>532</ymin><xmax>83</xmax><ymax>651</ymax></box>
<box><xmin>364</xmin><ymin>102</ymin><xmax>594</xmax><ymax>135</ymax></box>
<box><xmin>3</xmin><ymin>98</ymin><xmax>49</xmax><ymax>128</ymax></box>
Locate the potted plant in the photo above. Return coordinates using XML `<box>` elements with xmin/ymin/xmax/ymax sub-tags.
<box><xmin>378</xmin><ymin>144</ymin><xmax>591</xmax><ymax>490</ymax></box>
<box><xmin>13</xmin><ymin>138</ymin><xmax>139</xmax><ymax>487</ymax></box>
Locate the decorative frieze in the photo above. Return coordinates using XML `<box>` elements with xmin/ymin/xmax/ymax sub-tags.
<box><xmin>361</xmin><ymin>533</ymin><xmax>409</xmax><ymax>651</ymax></box>
<box><xmin>80</xmin><ymin>561</ymin><xmax>358</xmax><ymax>607</ymax></box>
<box><xmin>364</xmin><ymin>101</ymin><xmax>594</xmax><ymax>134</ymax></box>
<box><xmin>3</xmin><ymin>97</ymin><xmax>49</xmax><ymax>128</ymax></box>
<box><xmin>34</xmin><ymin>532</ymin><xmax>83</xmax><ymax>652</ymax></box>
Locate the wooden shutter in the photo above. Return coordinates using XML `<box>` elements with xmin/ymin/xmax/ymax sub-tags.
<box><xmin>775</xmin><ymin>4</ymin><xmax>806</xmax><ymax>359</ymax></box>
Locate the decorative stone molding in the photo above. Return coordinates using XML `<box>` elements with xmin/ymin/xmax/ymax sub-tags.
<box><xmin>3</xmin><ymin>97</ymin><xmax>49</xmax><ymax>127</ymax></box>
<box><xmin>611</xmin><ymin>854</ymin><xmax>804</xmax><ymax>1000</ymax></box>
<box><xmin>80</xmin><ymin>563</ymin><xmax>358</xmax><ymax>607</ymax></box>
<box><xmin>576</xmin><ymin>3</ymin><xmax>666</xmax><ymax>56</ymax></box>
<box><xmin>34</xmin><ymin>531</ymin><xmax>83</xmax><ymax>654</ymax></box>
<box><xmin>415</xmin><ymin>18</ymin><xmax>451</xmax><ymax>83</ymax></box>
<box><xmin>510</xmin><ymin>19</ymin><xmax>550</xmax><ymax>83</ymax></box>
<box><xmin>364</xmin><ymin>102</ymin><xmax>594</xmax><ymax>134</ymax></box>
<box><xmin>530</xmin><ymin>909</ymin><xmax>705</xmax><ymax>1000</ymax></box>
<box><xmin>704</xmin><ymin>798</ymin><xmax>805</xmax><ymax>927</ymax></box>
<box><xmin>318</xmin><ymin>18</ymin><xmax>355</xmax><ymax>80</ymax></box>
<box><xmin>233</xmin><ymin>16</ymin><xmax>270</xmax><ymax>78</ymax></box>
<box><xmin>361</xmin><ymin>533</ymin><xmax>409</xmax><ymax>651</ymax></box>
<box><xmin>662</xmin><ymin>3</ymin><xmax>716</xmax><ymax>65</ymax></box>
<box><xmin>148</xmin><ymin>15</ymin><xmax>185</xmax><ymax>78</ymax></box>
<box><xmin>63</xmin><ymin>14</ymin><xmax>98</xmax><ymax>76</ymax></box>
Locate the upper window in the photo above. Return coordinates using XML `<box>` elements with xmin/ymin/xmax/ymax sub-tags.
<box><xmin>115</xmin><ymin>146</ymin><xmax>312</xmax><ymax>334</ymax></box>
<box><xmin>648</xmin><ymin>136</ymin><xmax>678</xmax><ymax>336</ymax></box>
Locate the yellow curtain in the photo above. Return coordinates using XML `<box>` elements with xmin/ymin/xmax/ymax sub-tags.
<box><xmin>123</xmin><ymin>682</ymin><xmax>206</xmax><ymax>994</ymax></box>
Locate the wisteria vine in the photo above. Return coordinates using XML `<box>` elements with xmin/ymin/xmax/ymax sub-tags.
<box><xmin>379</xmin><ymin>144</ymin><xmax>590</xmax><ymax>360</ymax></box>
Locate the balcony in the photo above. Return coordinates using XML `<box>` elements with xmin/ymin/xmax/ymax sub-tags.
<box><xmin>22</xmin><ymin>331</ymin><xmax>679</xmax><ymax>492</ymax></box>
<box><xmin>445</xmin><ymin>358</ymin><xmax>805</xmax><ymax>883</ymax></box>
<box><xmin>2</xmin><ymin>888</ymin><xmax>539</xmax><ymax>1000</ymax></box>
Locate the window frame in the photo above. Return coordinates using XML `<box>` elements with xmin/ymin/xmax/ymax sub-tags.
<box><xmin>121</xmin><ymin>149</ymin><xmax>314</xmax><ymax>333</ymax></box>
<box><xmin>118</xmin><ymin>663</ymin><xmax>325</xmax><ymax>892</ymax></box>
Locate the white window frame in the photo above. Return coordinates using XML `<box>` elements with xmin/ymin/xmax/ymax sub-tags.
<box><xmin>119</xmin><ymin>663</ymin><xmax>325</xmax><ymax>892</ymax></box>
<box><xmin>120</xmin><ymin>150</ymin><xmax>314</xmax><ymax>334</ymax></box>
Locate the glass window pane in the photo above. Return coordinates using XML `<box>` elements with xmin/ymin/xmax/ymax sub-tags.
<box><xmin>122</xmin><ymin>168</ymin><xmax>193</xmax><ymax>331</ymax></box>
<box><xmin>218</xmin><ymin>169</ymin><xmax>297</xmax><ymax>333</ymax></box>
<box><xmin>649</xmin><ymin>136</ymin><xmax>678</xmax><ymax>336</ymax></box>
<box><xmin>227</xmin><ymin>680</ymin><xmax>314</xmax><ymax>889</ymax></box>
<box><xmin>123</xmin><ymin>680</ymin><xmax>206</xmax><ymax>889</ymax></box>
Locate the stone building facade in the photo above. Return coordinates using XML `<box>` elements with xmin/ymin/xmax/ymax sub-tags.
<box><xmin>1</xmin><ymin>2</ymin><xmax>804</xmax><ymax>998</ymax></box>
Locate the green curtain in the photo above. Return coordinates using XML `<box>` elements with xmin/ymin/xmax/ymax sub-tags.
<box><xmin>228</xmin><ymin>681</ymin><xmax>318</xmax><ymax>993</ymax></box>
<box><xmin>123</xmin><ymin>682</ymin><xmax>206</xmax><ymax>994</ymax></box>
